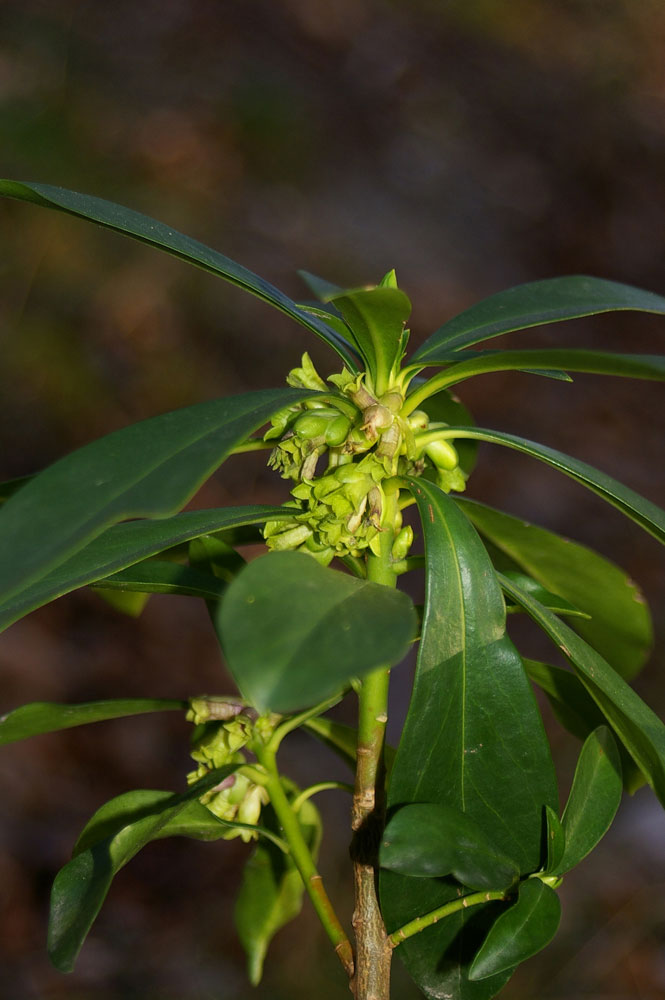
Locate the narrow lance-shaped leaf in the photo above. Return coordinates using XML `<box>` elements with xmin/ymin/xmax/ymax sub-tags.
<box><xmin>501</xmin><ymin>575</ymin><xmax>665</xmax><ymax>808</ymax></box>
<box><xmin>71</xmin><ymin>789</ymin><xmax>284</xmax><ymax>857</ymax></box>
<box><xmin>92</xmin><ymin>560</ymin><xmax>228</xmax><ymax>602</ymax></box>
<box><xmin>469</xmin><ymin>879</ymin><xmax>561</xmax><ymax>981</ymax></box>
<box><xmin>327</xmin><ymin>286</ymin><xmax>412</xmax><ymax>394</ymax></box>
<box><xmin>523</xmin><ymin>659</ymin><xmax>645</xmax><ymax>793</ymax></box>
<box><xmin>235</xmin><ymin>797</ymin><xmax>322</xmax><ymax>984</ymax></box>
<box><xmin>459</xmin><ymin>497</ymin><xmax>652</xmax><ymax>680</ymax></box>
<box><xmin>544</xmin><ymin>806</ymin><xmax>565</xmax><ymax>874</ymax></box>
<box><xmin>48</xmin><ymin>767</ymin><xmax>236</xmax><ymax>972</ymax></box>
<box><xmin>0</xmin><ymin>388</ymin><xmax>312</xmax><ymax>609</ymax></box>
<box><xmin>0</xmin><ymin>698</ymin><xmax>185</xmax><ymax>747</ymax></box>
<box><xmin>412</xmin><ymin>276</ymin><xmax>665</xmax><ymax>362</ymax></box>
<box><xmin>0</xmin><ymin>505</ymin><xmax>289</xmax><ymax>633</ymax></box>
<box><xmin>444</xmin><ymin>427</ymin><xmax>665</xmax><ymax>545</ymax></box>
<box><xmin>556</xmin><ymin>727</ymin><xmax>622</xmax><ymax>875</ymax></box>
<box><xmin>407</xmin><ymin>350</ymin><xmax>665</xmax><ymax>412</ymax></box>
<box><xmin>0</xmin><ymin>180</ymin><xmax>359</xmax><ymax>368</ymax></box>
<box><xmin>380</xmin><ymin>479</ymin><xmax>557</xmax><ymax>1000</ymax></box>
<box><xmin>216</xmin><ymin>551</ymin><xmax>417</xmax><ymax>713</ymax></box>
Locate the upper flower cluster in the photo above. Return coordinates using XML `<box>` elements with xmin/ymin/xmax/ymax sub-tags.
<box><xmin>263</xmin><ymin>353</ymin><xmax>467</xmax><ymax>565</ymax></box>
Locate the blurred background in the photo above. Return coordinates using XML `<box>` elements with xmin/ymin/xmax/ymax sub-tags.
<box><xmin>1</xmin><ymin>1</ymin><xmax>665</xmax><ymax>997</ymax></box>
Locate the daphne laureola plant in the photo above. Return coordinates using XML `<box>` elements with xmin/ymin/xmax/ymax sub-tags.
<box><xmin>1</xmin><ymin>182</ymin><xmax>665</xmax><ymax>1000</ymax></box>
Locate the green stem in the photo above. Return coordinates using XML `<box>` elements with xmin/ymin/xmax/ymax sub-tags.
<box><xmin>291</xmin><ymin>781</ymin><xmax>354</xmax><ymax>812</ymax></box>
<box><xmin>269</xmin><ymin>692</ymin><xmax>343</xmax><ymax>752</ymax></box>
<box><xmin>402</xmin><ymin>370</ymin><xmax>453</xmax><ymax>415</ymax></box>
<box><xmin>389</xmin><ymin>890</ymin><xmax>508</xmax><ymax>948</ymax></box>
<box><xmin>350</xmin><ymin>484</ymin><xmax>400</xmax><ymax>1000</ymax></box>
<box><xmin>230</xmin><ymin>438</ymin><xmax>273</xmax><ymax>454</ymax></box>
<box><xmin>254</xmin><ymin>742</ymin><xmax>355</xmax><ymax>979</ymax></box>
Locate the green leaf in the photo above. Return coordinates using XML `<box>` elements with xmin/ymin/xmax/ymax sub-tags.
<box><xmin>524</xmin><ymin>660</ymin><xmax>645</xmax><ymax>794</ymax></box>
<box><xmin>0</xmin><ymin>388</ymin><xmax>310</xmax><ymax>612</ymax></box>
<box><xmin>381</xmin><ymin>480</ymin><xmax>557</xmax><ymax>1000</ymax></box>
<box><xmin>327</xmin><ymin>286</ymin><xmax>412</xmax><ymax>394</ymax></box>
<box><xmin>468</xmin><ymin>879</ymin><xmax>561</xmax><ymax>981</ymax></box>
<box><xmin>412</xmin><ymin>276</ymin><xmax>665</xmax><ymax>362</ymax></box>
<box><xmin>460</xmin><ymin>498</ymin><xmax>652</xmax><ymax>680</ymax></box>
<box><xmin>502</xmin><ymin>576</ymin><xmax>665</xmax><ymax>808</ymax></box>
<box><xmin>380</xmin><ymin>804</ymin><xmax>519</xmax><ymax>890</ymax></box>
<box><xmin>0</xmin><ymin>698</ymin><xmax>185</xmax><ymax>746</ymax></box>
<box><xmin>92</xmin><ymin>560</ymin><xmax>227</xmax><ymax>602</ymax></box>
<box><xmin>0</xmin><ymin>475</ymin><xmax>32</xmax><ymax>503</ymax></box>
<box><xmin>447</xmin><ymin>428</ymin><xmax>665</xmax><ymax>546</ymax></box>
<box><xmin>0</xmin><ymin>505</ymin><xmax>288</xmax><ymax>633</ymax></box>
<box><xmin>0</xmin><ymin>180</ymin><xmax>359</xmax><ymax>368</ymax></box>
<box><xmin>502</xmin><ymin>571</ymin><xmax>589</xmax><ymax>619</ymax></box>
<box><xmin>235</xmin><ymin>798</ymin><xmax>321</xmax><ymax>984</ymax></box>
<box><xmin>72</xmin><ymin>789</ymin><xmax>282</xmax><ymax>856</ymax></box>
<box><xmin>217</xmin><ymin>551</ymin><xmax>416</xmax><ymax>713</ymax></box>
<box><xmin>48</xmin><ymin>767</ymin><xmax>234</xmax><ymax>972</ymax></box>
<box><xmin>556</xmin><ymin>727</ymin><xmax>622</xmax><ymax>874</ymax></box>
<box><xmin>297</xmin><ymin>269</ymin><xmax>343</xmax><ymax>302</ymax></box>
<box><xmin>544</xmin><ymin>806</ymin><xmax>565</xmax><ymax>874</ymax></box>
<box><xmin>417</xmin><ymin>348</ymin><xmax>665</xmax><ymax>387</ymax></box>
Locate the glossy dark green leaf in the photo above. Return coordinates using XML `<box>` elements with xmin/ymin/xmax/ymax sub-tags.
<box><xmin>381</xmin><ymin>480</ymin><xmax>557</xmax><ymax>1000</ymax></box>
<box><xmin>502</xmin><ymin>576</ymin><xmax>665</xmax><ymax>807</ymax></box>
<box><xmin>419</xmin><ymin>348</ymin><xmax>665</xmax><ymax>387</ymax></box>
<box><xmin>0</xmin><ymin>698</ymin><xmax>185</xmax><ymax>746</ymax></box>
<box><xmin>380</xmin><ymin>804</ymin><xmax>519</xmax><ymax>890</ymax></box>
<box><xmin>0</xmin><ymin>475</ymin><xmax>31</xmax><ymax>503</ymax></box>
<box><xmin>502</xmin><ymin>571</ymin><xmax>588</xmax><ymax>618</ymax></box>
<box><xmin>0</xmin><ymin>180</ymin><xmax>359</xmax><ymax>368</ymax></box>
<box><xmin>0</xmin><ymin>505</ymin><xmax>287</xmax><ymax>633</ymax></box>
<box><xmin>0</xmin><ymin>387</ymin><xmax>309</xmax><ymax>611</ymax></box>
<box><xmin>468</xmin><ymin>879</ymin><xmax>561</xmax><ymax>981</ymax></box>
<box><xmin>447</xmin><ymin>428</ymin><xmax>665</xmax><ymax>546</ymax></box>
<box><xmin>458</xmin><ymin>498</ymin><xmax>652</xmax><ymax>680</ymax></box>
<box><xmin>328</xmin><ymin>286</ymin><xmax>412</xmax><ymax>393</ymax></box>
<box><xmin>524</xmin><ymin>660</ymin><xmax>645</xmax><ymax>794</ymax></box>
<box><xmin>92</xmin><ymin>560</ymin><xmax>227</xmax><ymax>602</ymax></box>
<box><xmin>235</xmin><ymin>798</ymin><xmax>321</xmax><ymax>984</ymax></box>
<box><xmin>297</xmin><ymin>269</ymin><xmax>343</xmax><ymax>301</ymax></box>
<box><xmin>544</xmin><ymin>806</ymin><xmax>565</xmax><ymax>874</ymax></box>
<box><xmin>413</xmin><ymin>276</ymin><xmax>665</xmax><ymax>362</ymax></box>
<box><xmin>72</xmin><ymin>789</ymin><xmax>282</xmax><ymax>856</ymax></box>
<box><xmin>556</xmin><ymin>727</ymin><xmax>622</xmax><ymax>874</ymax></box>
<box><xmin>48</xmin><ymin>767</ymin><xmax>234</xmax><ymax>972</ymax></box>
<box><xmin>217</xmin><ymin>551</ymin><xmax>416</xmax><ymax>713</ymax></box>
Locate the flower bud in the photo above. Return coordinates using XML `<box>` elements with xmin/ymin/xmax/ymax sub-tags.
<box><xmin>407</xmin><ymin>410</ymin><xmax>429</xmax><ymax>431</ymax></box>
<box><xmin>425</xmin><ymin>438</ymin><xmax>459</xmax><ymax>471</ymax></box>
<box><xmin>392</xmin><ymin>524</ymin><xmax>414</xmax><ymax>561</ymax></box>
<box><xmin>294</xmin><ymin>412</ymin><xmax>329</xmax><ymax>440</ymax></box>
<box><xmin>324</xmin><ymin>414</ymin><xmax>352</xmax><ymax>446</ymax></box>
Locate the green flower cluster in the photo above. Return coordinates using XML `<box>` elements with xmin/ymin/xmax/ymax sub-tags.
<box><xmin>186</xmin><ymin>705</ymin><xmax>269</xmax><ymax>842</ymax></box>
<box><xmin>264</xmin><ymin>354</ymin><xmax>467</xmax><ymax>564</ymax></box>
